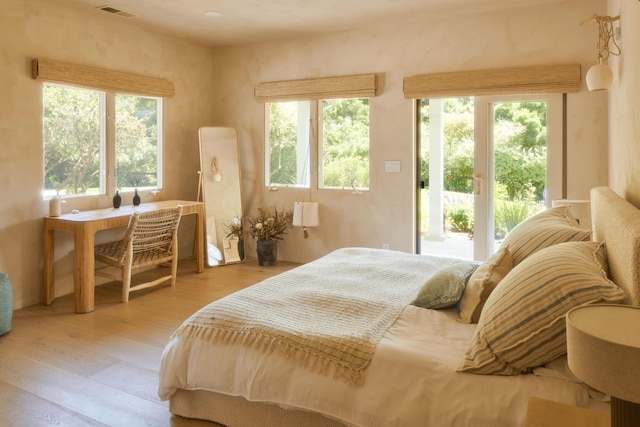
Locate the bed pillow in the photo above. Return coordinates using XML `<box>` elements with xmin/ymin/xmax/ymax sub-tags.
<box><xmin>498</xmin><ymin>206</ymin><xmax>591</xmax><ymax>266</ymax></box>
<box><xmin>457</xmin><ymin>247</ymin><xmax>512</xmax><ymax>324</ymax></box>
<box><xmin>412</xmin><ymin>262</ymin><xmax>478</xmax><ymax>309</ymax></box>
<box><xmin>457</xmin><ymin>241</ymin><xmax>627</xmax><ymax>376</ymax></box>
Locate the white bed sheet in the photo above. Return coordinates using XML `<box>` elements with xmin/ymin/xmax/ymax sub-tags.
<box><xmin>159</xmin><ymin>302</ymin><xmax>597</xmax><ymax>426</ymax></box>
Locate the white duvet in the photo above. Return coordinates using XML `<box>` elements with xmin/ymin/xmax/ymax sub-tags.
<box><xmin>158</xmin><ymin>249</ymin><xmax>600</xmax><ymax>426</ymax></box>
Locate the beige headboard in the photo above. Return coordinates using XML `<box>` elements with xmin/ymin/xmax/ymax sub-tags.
<box><xmin>591</xmin><ymin>186</ymin><xmax>640</xmax><ymax>306</ymax></box>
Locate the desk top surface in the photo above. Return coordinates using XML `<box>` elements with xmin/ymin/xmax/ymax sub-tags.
<box><xmin>44</xmin><ymin>200</ymin><xmax>202</xmax><ymax>223</ymax></box>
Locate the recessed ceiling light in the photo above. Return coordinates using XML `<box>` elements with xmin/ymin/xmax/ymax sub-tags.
<box><xmin>204</xmin><ymin>11</ymin><xmax>223</xmax><ymax>18</ymax></box>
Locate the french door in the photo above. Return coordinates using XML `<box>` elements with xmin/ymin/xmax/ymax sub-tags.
<box><xmin>417</xmin><ymin>94</ymin><xmax>563</xmax><ymax>261</ymax></box>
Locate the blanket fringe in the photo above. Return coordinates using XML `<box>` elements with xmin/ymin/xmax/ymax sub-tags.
<box><xmin>176</xmin><ymin>324</ymin><xmax>367</xmax><ymax>386</ymax></box>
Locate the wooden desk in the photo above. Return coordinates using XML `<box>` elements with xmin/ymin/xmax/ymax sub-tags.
<box><xmin>43</xmin><ymin>200</ymin><xmax>204</xmax><ymax>313</ymax></box>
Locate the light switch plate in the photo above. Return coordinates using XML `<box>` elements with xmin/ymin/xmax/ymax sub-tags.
<box><xmin>385</xmin><ymin>160</ymin><xmax>401</xmax><ymax>173</ymax></box>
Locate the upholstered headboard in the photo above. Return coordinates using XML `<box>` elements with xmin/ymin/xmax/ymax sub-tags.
<box><xmin>591</xmin><ymin>186</ymin><xmax>640</xmax><ymax>306</ymax></box>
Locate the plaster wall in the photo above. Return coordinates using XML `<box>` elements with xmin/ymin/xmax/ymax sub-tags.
<box><xmin>608</xmin><ymin>0</ymin><xmax>640</xmax><ymax>205</ymax></box>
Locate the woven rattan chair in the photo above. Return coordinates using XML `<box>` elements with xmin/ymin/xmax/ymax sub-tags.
<box><xmin>94</xmin><ymin>206</ymin><xmax>183</xmax><ymax>302</ymax></box>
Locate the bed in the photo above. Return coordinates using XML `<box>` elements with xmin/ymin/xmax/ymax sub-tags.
<box><xmin>158</xmin><ymin>186</ymin><xmax>640</xmax><ymax>426</ymax></box>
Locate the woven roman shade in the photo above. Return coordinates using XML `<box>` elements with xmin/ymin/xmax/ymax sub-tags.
<box><xmin>255</xmin><ymin>73</ymin><xmax>377</xmax><ymax>102</ymax></box>
<box><xmin>403</xmin><ymin>64</ymin><xmax>581</xmax><ymax>98</ymax></box>
<box><xmin>32</xmin><ymin>58</ymin><xmax>175</xmax><ymax>97</ymax></box>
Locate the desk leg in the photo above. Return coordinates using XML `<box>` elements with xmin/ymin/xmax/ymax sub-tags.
<box><xmin>43</xmin><ymin>224</ymin><xmax>55</xmax><ymax>306</ymax></box>
<box><xmin>74</xmin><ymin>224</ymin><xmax>95</xmax><ymax>314</ymax></box>
<box><xmin>195</xmin><ymin>211</ymin><xmax>204</xmax><ymax>273</ymax></box>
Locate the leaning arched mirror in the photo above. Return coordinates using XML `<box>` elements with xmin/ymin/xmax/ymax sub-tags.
<box><xmin>198</xmin><ymin>127</ymin><xmax>243</xmax><ymax>266</ymax></box>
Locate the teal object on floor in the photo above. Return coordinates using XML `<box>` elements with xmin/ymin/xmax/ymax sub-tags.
<box><xmin>0</xmin><ymin>273</ymin><xmax>13</xmax><ymax>335</ymax></box>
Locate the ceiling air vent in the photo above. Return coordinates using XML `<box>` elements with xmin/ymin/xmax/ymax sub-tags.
<box><xmin>96</xmin><ymin>5</ymin><xmax>135</xmax><ymax>18</ymax></box>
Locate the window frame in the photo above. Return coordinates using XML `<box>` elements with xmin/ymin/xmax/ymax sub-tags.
<box><xmin>318</xmin><ymin>98</ymin><xmax>370</xmax><ymax>191</ymax></box>
<box><xmin>112</xmin><ymin>92</ymin><xmax>164</xmax><ymax>193</ymax></box>
<box><xmin>264</xmin><ymin>100</ymin><xmax>314</xmax><ymax>189</ymax></box>
<box><xmin>42</xmin><ymin>82</ymin><xmax>164</xmax><ymax>200</ymax></box>
<box><xmin>264</xmin><ymin>98</ymin><xmax>370</xmax><ymax>191</ymax></box>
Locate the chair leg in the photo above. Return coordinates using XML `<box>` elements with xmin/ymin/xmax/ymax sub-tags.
<box><xmin>122</xmin><ymin>257</ymin><xmax>133</xmax><ymax>303</ymax></box>
<box><xmin>170</xmin><ymin>240</ymin><xmax>179</xmax><ymax>287</ymax></box>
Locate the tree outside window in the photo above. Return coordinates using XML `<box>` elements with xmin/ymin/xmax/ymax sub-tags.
<box><xmin>43</xmin><ymin>84</ymin><xmax>101</xmax><ymax>195</ymax></box>
<box><xmin>320</xmin><ymin>98</ymin><xmax>369</xmax><ymax>190</ymax></box>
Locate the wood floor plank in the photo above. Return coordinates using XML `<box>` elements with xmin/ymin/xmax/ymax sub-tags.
<box><xmin>0</xmin><ymin>320</ymin><xmax>118</xmax><ymax>378</ymax></box>
<box><xmin>0</xmin><ymin>381</ymin><xmax>108</xmax><ymax>427</ymax></box>
<box><xmin>88</xmin><ymin>363</ymin><xmax>167</xmax><ymax>406</ymax></box>
<box><xmin>0</xmin><ymin>348</ymin><xmax>169</xmax><ymax>426</ymax></box>
<box><xmin>0</xmin><ymin>259</ymin><xmax>299</xmax><ymax>427</ymax></box>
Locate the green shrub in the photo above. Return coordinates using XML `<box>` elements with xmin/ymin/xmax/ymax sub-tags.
<box><xmin>448</xmin><ymin>206</ymin><xmax>474</xmax><ymax>233</ymax></box>
<box><xmin>494</xmin><ymin>186</ymin><xmax>544</xmax><ymax>239</ymax></box>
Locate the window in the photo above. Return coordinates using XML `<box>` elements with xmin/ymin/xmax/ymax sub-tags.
<box><xmin>265</xmin><ymin>101</ymin><xmax>311</xmax><ymax>187</ymax></box>
<box><xmin>42</xmin><ymin>83</ymin><xmax>162</xmax><ymax>198</ymax></box>
<box><xmin>114</xmin><ymin>94</ymin><xmax>161</xmax><ymax>190</ymax></box>
<box><xmin>320</xmin><ymin>98</ymin><xmax>369</xmax><ymax>190</ymax></box>
<box><xmin>43</xmin><ymin>84</ymin><xmax>103</xmax><ymax>197</ymax></box>
<box><xmin>265</xmin><ymin>98</ymin><xmax>370</xmax><ymax>190</ymax></box>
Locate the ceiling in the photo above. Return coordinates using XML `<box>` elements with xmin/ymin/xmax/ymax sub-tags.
<box><xmin>57</xmin><ymin>0</ymin><xmax>569</xmax><ymax>48</ymax></box>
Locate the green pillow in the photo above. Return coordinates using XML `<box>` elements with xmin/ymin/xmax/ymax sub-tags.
<box><xmin>413</xmin><ymin>262</ymin><xmax>478</xmax><ymax>309</ymax></box>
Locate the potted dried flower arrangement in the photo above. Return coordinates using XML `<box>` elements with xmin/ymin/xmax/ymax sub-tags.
<box><xmin>247</xmin><ymin>207</ymin><xmax>293</xmax><ymax>266</ymax></box>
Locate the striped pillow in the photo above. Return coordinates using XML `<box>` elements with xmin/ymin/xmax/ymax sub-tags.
<box><xmin>457</xmin><ymin>241</ymin><xmax>627</xmax><ymax>375</ymax></box>
<box><xmin>499</xmin><ymin>206</ymin><xmax>591</xmax><ymax>266</ymax></box>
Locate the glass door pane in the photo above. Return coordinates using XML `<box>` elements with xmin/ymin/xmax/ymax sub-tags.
<box><xmin>488</xmin><ymin>99</ymin><xmax>549</xmax><ymax>256</ymax></box>
<box><xmin>418</xmin><ymin>97</ymin><xmax>475</xmax><ymax>260</ymax></box>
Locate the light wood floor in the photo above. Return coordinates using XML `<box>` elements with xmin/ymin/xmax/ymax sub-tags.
<box><xmin>0</xmin><ymin>259</ymin><xmax>299</xmax><ymax>427</ymax></box>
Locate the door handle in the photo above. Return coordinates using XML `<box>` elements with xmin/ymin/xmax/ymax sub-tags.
<box><xmin>474</xmin><ymin>176</ymin><xmax>483</xmax><ymax>196</ymax></box>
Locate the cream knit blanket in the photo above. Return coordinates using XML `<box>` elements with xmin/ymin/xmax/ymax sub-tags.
<box><xmin>173</xmin><ymin>247</ymin><xmax>453</xmax><ymax>386</ymax></box>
